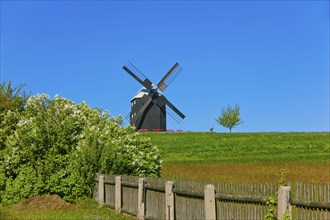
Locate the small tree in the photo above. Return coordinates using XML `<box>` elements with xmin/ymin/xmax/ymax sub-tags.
<box><xmin>216</xmin><ymin>104</ymin><xmax>243</xmax><ymax>133</ymax></box>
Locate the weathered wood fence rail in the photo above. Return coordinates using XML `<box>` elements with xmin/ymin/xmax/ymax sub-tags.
<box><xmin>95</xmin><ymin>174</ymin><xmax>330</xmax><ymax>220</ymax></box>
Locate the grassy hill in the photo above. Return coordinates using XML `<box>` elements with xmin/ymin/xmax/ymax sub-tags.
<box><xmin>142</xmin><ymin>132</ymin><xmax>330</xmax><ymax>183</ymax></box>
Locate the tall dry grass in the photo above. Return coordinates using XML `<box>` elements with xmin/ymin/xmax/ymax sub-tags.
<box><xmin>162</xmin><ymin>161</ymin><xmax>330</xmax><ymax>184</ymax></box>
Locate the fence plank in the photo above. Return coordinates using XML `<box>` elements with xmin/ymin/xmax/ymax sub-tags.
<box><xmin>145</xmin><ymin>177</ymin><xmax>166</xmax><ymax>219</ymax></box>
<box><xmin>104</xmin><ymin>175</ymin><xmax>115</xmax><ymax>208</ymax></box>
<box><xmin>216</xmin><ymin>182</ymin><xmax>277</xmax><ymax>219</ymax></box>
<box><xmin>294</xmin><ymin>182</ymin><xmax>330</xmax><ymax>219</ymax></box>
<box><xmin>165</xmin><ymin>181</ymin><xmax>174</xmax><ymax>220</ymax></box>
<box><xmin>98</xmin><ymin>174</ymin><xmax>105</xmax><ymax>207</ymax></box>
<box><xmin>138</xmin><ymin>178</ymin><xmax>145</xmax><ymax>220</ymax></box>
<box><xmin>278</xmin><ymin>186</ymin><xmax>292</xmax><ymax>220</ymax></box>
<box><xmin>115</xmin><ymin>176</ymin><xmax>121</xmax><ymax>212</ymax></box>
<box><xmin>121</xmin><ymin>176</ymin><xmax>139</xmax><ymax>215</ymax></box>
<box><xmin>204</xmin><ymin>184</ymin><xmax>216</xmax><ymax>220</ymax></box>
<box><xmin>175</xmin><ymin>179</ymin><xmax>205</xmax><ymax>220</ymax></box>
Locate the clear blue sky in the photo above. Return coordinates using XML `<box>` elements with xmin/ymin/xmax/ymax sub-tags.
<box><xmin>1</xmin><ymin>1</ymin><xmax>329</xmax><ymax>132</ymax></box>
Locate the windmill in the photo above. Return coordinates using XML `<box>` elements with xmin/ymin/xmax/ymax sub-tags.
<box><xmin>122</xmin><ymin>61</ymin><xmax>185</xmax><ymax>131</ymax></box>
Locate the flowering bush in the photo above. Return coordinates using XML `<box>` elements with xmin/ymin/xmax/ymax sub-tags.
<box><xmin>0</xmin><ymin>94</ymin><xmax>161</xmax><ymax>205</ymax></box>
<box><xmin>0</xmin><ymin>81</ymin><xmax>29</xmax><ymax>153</ymax></box>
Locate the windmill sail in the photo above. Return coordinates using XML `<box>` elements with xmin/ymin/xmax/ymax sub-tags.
<box><xmin>157</xmin><ymin>62</ymin><xmax>182</xmax><ymax>92</ymax></box>
<box><xmin>164</xmin><ymin>98</ymin><xmax>185</xmax><ymax>123</ymax></box>
<box><xmin>123</xmin><ymin>61</ymin><xmax>152</xmax><ymax>89</ymax></box>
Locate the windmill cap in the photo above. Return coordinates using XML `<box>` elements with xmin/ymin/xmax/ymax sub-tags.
<box><xmin>131</xmin><ymin>86</ymin><xmax>163</xmax><ymax>101</ymax></box>
<box><xmin>131</xmin><ymin>88</ymin><xmax>149</xmax><ymax>101</ymax></box>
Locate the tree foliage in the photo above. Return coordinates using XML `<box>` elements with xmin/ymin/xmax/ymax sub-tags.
<box><xmin>0</xmin><ymin>81</ymin><xmax>30</xmax><ymax>150</ymax></box>
<box><xmin>216</xmin><ymin>104</ymin><xmax>243</xmax><ymax>133</ymax></box>
<box><xmin>0</xmin><ymin>92</ymin><xmax>161</xmax><ymax>205</ymax></box>
<box><xmin>0</xmin><ymin>81</ymin><xmax>29</xmax><ymax>114</ymax></box>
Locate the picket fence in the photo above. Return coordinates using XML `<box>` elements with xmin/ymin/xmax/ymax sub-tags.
<box><xmin>94</xmin><ymin>174</ymin><xmax>330</xmax><ymax>220</ymax></box>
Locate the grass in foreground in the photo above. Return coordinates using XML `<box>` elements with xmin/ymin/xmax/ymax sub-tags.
<box><xmin>0</xmin><ymin>195</ymin><xmax>134</xmax><ymax>220</ymax></box>
<box><xmin>142</xmin><ymin>132</ymin><xmax>330</xmax><ymax>183</ymax></box>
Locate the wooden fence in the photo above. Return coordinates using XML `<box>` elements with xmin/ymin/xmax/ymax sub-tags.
<box><xmin>94</xmin><ymin>174</ymin><xmax>330</xmax><ymax>220</ymax></box>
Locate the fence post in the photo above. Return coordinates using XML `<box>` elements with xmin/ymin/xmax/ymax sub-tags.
<box><xmin>204</xmin><ymin>184</ymin><xmax>216</xmax><ymax>220</ymax></box>
<box><xmin>115</xmin><ymin>176</ymin><xmax>122</xmax><ymax>213</ymax></box>
<box><xmin>98</xmin><ymin>174</ymin><xmax>105</xmax><ymax>208</ymax></box>
<box><xmin>165</xmin><ymin>181</ymin><xmax>175</xmax><ymax>220</ymax></box>
<box><xmin>277</xmin><ymin>186</ymin><xmax>292</xmax><ymax>220</ymax></box>
<box><xmin>138</xmin><ymin>178</ymin><xmax>145</xmax><ymax>220</ymax></box>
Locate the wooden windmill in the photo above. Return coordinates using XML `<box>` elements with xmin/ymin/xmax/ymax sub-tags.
<box><xmin>122</xmin><ymin>61</ymin><xmax>185</xmax><ymax>131</ymax></box>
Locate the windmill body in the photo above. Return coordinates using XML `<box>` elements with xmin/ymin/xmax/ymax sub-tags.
<box><xmin>123</xmin><ymin>62</ymin><xmax>185</xmax><ymax>131</ymax></box>
<box><xmin>131</xmin><ymin>88</ymin><xmax>166</xmax><ymax>131</ymax></box>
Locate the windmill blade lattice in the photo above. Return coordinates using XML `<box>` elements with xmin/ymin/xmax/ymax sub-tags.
<box><xmin>123</xmin><ymin>61</ymin><xmax>152</xmax><ymax>89</ymax></box>
<box><xmin>157</xmin><ymin>62</ymin><xmax>183</xmax><ymax>92</ymax></box>
<box><xmin>163</xmin><ymin>98</ymin><xmax>185</xmax><ymax>123</ymax></box>
<box><xmin>164</xmin><ymin>105</ymin><xmax>184</xmax><ymax>124</ymax></box>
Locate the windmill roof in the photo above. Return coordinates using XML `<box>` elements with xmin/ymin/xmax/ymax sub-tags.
<box><xmin>131</xmin><ymin>85</ymin><xmax>163</xmax><ymax>102</ymax></box>
<box><xmin>131</xmin><ymin>88</ymin><xmax>149</xmax><ymax>101</ymax></box>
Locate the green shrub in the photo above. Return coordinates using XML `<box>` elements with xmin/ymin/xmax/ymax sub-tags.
<box><xmin>0</xmin><ymin>94</ymin><xmax>161</xmax><ymax>205</ymax></box>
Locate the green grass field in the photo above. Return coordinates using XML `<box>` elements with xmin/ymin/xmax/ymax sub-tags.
<box><xmin>142</xmin><ymin>132</ymin><xmax>330</xmax><ymax>183</ymax></box>
<box><xmin>1</xmin><ymin>132</ymin><xmax>328</xmax><ymax>219</ymax></box>
<box><xmin>0</xmin><ymin>195</ymin><xmax>134</xmax><ymax>220</ymax></box>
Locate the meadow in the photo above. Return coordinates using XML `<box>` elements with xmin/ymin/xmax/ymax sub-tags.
<box><xmin>142</xmin><ymin>132</ymin><xmax>330</xmax><ymax>183</ymax></box>
<box><xmin>0</xmin><ymin>195</ymin><xmax>134</xmax><ymax>220</ymax></box>
<box><xmin>1</xmin><ymin>132</ymin><xmax>328</xmax><ymax>219</ymax></box>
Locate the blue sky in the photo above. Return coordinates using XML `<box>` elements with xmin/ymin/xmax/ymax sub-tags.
<box><xmin>1</xmin><ymin>1</ymin><xmax>329</xmax><ymax>132</ymax></box>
